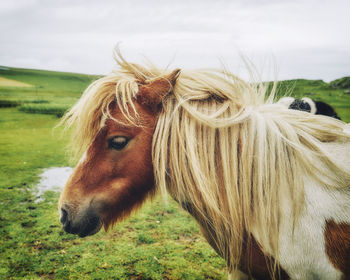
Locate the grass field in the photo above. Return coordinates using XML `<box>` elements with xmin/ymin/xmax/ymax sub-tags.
<box><xmin>0</xmin><ymin>65</ymin><xmax>349</xmax><ymax>279</ymax></box>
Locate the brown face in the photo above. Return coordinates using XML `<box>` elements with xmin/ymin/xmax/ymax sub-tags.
<box><xmin>58</xmin><ymin>69</ymin><xmax>180</xmax><ymax>237</ymax></box>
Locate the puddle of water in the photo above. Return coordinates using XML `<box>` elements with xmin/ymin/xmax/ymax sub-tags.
<box><xmin>35</xmin><ymin>167</ymin><xmax>73</xmax><ymax>202</ymax></box>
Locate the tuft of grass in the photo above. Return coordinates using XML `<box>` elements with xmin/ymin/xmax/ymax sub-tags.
<box><xmin>18</xmin><ymin>103</ymin><xmax>70</xmax><ymax>117</ymax></box>
<box><xmin>23</xmin><ymin>99</ymin><xmax>50</xmax><ymax>104</ymax></box>
<box><xmin>0</xmin><ymin>99</ymin><xmax>21</xmax><ymax>107</ymax></box>
<box><xmin>137</xmin><ymin>233</ymin><xmax>156</xmax><ymax>244</ymax></box>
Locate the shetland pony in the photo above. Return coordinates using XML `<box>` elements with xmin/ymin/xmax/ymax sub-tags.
<box><xmin>277</xmin><ymin>97</ymin><xmax>341</xmax><ymax>119</ymax></box>
<box><xmin>59</xmin><ymin>54</ymin><xmax>350</xmax><ymax>280</ymax></box>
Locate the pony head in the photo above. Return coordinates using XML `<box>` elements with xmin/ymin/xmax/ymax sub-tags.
<box><xmin>58</xmin><ymin>66</ymin><xmax>180</xmax><ymax>237</ymax></box>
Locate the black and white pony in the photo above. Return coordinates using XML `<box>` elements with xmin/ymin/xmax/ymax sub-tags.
<box><xmin>278</xmin><ymin>97</ymin><xmax>341</xmax><ymax>120</ymax></box>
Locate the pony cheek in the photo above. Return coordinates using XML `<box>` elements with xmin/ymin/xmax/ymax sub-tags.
<box><xmin>94</xmin><ymin>176</ymin><xmax>155</xmax><ymax>227</ymax></box>
<box><xmin>92</xmin><ymin>177</ymin><xmax>129</xmax><ymax>200</ymax></box>
<box><xmin>92</xmin><ymin>178</ymin><xmax>131</xmax><ymax>210</ymax></box>
<box><xmin>113</xmin><ymin>158</ymin><xmax>155</xmax><ymax>189</ymax></box>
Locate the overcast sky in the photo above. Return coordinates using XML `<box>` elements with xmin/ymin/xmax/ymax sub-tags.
<box><xmin>0</xmin><ymin>0</ymin><xmax>349</xmax><ymax>81</ymax></box>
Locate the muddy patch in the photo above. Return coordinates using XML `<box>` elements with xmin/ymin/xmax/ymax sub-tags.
<box><xmin>35</xmin><ymin>167</ymin><xmax>73</xmax><ymax>202</ymax></box>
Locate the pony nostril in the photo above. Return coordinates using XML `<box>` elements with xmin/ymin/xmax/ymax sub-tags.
<box><xmin>60</xmin><ymin>208</ymin><xmax>68</xmax><ymax>225</ymax></box>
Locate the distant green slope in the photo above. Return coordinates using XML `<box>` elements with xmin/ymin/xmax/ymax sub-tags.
<box><xmin>0</xmin><ymin>66</ymin><xmax>100</xmax><ymax>98</ymax></box>
<box><xmin>0</xmin><ymin>66</ymin><xmax>101</xmax><ymax>117</ymax></box>
<box><xmin>273</xmin><ymin>77</ymin><xmax>350</xmax><ymax>121</ymax></box>
<box><xmin>329</xmin><ymin>76</ymin><xmax>350</xmax><ymax>90</ymax></box>
<box><xmin>0</xmin><ymin>65</ymin><xmax>349</xmax><ymax>121</ymax></box>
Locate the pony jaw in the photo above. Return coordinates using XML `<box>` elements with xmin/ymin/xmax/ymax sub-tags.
<box><xmin>59</xmin><ymin>170</ymin><xmax>158</xmax><ymax>235</ymax></box>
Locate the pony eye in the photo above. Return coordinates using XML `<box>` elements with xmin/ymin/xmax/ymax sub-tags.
<box><xmin>108</xmin><ymin>136</ymin><xmax>130</xmax><ymax>150</ymax></box>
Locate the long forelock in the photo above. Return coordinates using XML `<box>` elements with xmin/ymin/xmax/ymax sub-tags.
<box><xmin>60</xmin><ymin>60</ymin><xmax>167</xmax><ymax>159</ymax></box>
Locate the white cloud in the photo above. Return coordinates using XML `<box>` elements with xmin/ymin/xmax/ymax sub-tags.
<box><xmin>0</xmin><ymin>0</ymin><xmax>349</xmax><ymax>81</ymax></box>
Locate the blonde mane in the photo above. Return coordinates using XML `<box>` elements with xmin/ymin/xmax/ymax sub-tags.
<box><xmin>61</xmin><ymin>54</ymin><xmax>350</xmax><ymax>275</ymax></box>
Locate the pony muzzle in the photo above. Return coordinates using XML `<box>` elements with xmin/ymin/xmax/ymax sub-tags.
<box><xmin>60</xmin><ymin>205</ymin><xmax>102</xmax><ymax>238</ymax></box>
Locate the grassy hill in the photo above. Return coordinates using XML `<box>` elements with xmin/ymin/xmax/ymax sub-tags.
<box><xmin>273</xmin><ymin>77</ymin><xmax>350</xmax><ymax>121</ymax></box>
<box><xmin>0</xmin><ymin>66</ymin><xmax>100</xmax><ymax>116</ymax></box>
<box><xmin>0</xmin><ymin>66</ymin><xmax>99</xmax><ymax>97</ymax></box>
<box><xmin>0</xmin><ymin>66</ymin><xmax>349</xmax><ymax>279</ymax></box>
<box><xmin>1</xmin><ymin>65</ymin><xmax>349</xmax><ymax>121</ymax></box>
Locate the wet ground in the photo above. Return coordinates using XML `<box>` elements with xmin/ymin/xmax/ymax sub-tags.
<box><xmin>35</xmin><ymin>167</ymin><xmax>73</xmax><ymax>202</ymax></box>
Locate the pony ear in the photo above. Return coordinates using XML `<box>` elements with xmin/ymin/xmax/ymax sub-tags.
<box><xmin>137</xmin><ymin>69</ymin><xmax>181</xmax><ymax>111</ymax></box>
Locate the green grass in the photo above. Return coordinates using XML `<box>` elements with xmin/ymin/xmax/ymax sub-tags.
<box><xmin>329</xmin><ymin>76</ymin><xmax>350</xmax><ymax>89</ymax></box>
<box><xmin>0</xmin><ymin>66</ymin><xmax>99</xmax><ymax>97</ymax></box>
<box><xmin>1</xmin><ymin>66</ymin><xmax>350</xmax><ymax>279</ymax></box>
<box><xmin>0</xmin><ymin>66</ymin><xmax>99</xmax><ymax>118</ymax></box>
<box><xmin>0</xmin><ymin>99</ymin><xmax>21</xmax><ymax>107</ymax></box>
<box><xmin>18</xmin><ymin>103</ymin><xmax>70</xmax><ymax>117</ymax></box>
<box><xmin>0</xmin><ymin>108</ymin><xmax>227</xmax><ymax>279</ymax></box>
